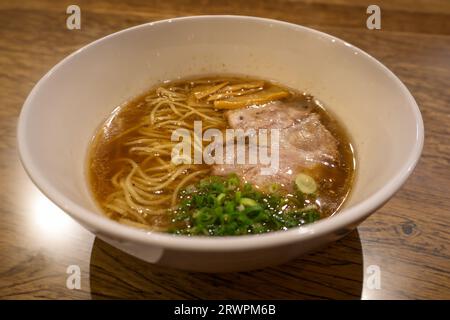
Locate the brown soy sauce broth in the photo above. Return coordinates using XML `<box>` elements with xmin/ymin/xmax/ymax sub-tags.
<box><xmin>88</xmin><ymin>75</ymin><xmax>355</xmax><ymax>230</ymax></box>
<box><xmin>286</xmin><ymin>94</ymin><xmax>355</xmax><ymax>217</ymax></box>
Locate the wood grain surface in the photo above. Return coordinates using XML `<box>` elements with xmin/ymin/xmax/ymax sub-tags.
<box><xmin>0</xmin><ymin>0</ymin><xmax>449</xmax><ymax>300</ymax></box>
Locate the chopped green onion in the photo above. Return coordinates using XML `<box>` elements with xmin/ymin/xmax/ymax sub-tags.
<box><xmin>295</xmin><ymin>173</ymin><xmax>317</xmax><ymax>194</ymax></box>
<box><xmin>216</xmin><ymin>193</ymin><xmax>226</xmax><ymax>204</ymax></box>
<box><xmin>268</xmin><ymin>183</ymin><xmax>281</xmax><ymax>193</ymax></box>
<box><xmin>170</xmin><ymin>174</ymin><xmax>321</xmax><ymax>236</ymax></box>
<box><xmin>240</xmin><ymin>198</ymin><xmax>258</xmax><ymax>207</ymax></box>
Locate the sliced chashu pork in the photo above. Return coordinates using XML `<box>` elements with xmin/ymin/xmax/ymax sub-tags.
<box><xmin>212</xmin><ymin>101</ymin><xmax>339</xmax><ymax>190</ymax></box>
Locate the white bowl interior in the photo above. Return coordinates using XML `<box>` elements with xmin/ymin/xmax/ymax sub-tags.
<box><xmin>19</xmin><ymin>17</ymin><xmax>421</xmax><ymax>233</ymax></box>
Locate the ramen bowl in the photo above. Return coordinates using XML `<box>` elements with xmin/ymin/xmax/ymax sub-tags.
<box><xmin>18</xmin><ymin>16</ymin><xmax>423</xmax><ymax>272</ymax></box>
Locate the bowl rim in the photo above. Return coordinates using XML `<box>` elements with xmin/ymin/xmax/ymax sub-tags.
<box><xmin>17</xmin><ymin>15</ymin><xmax>424</xmax><ymax>252</ymax></box>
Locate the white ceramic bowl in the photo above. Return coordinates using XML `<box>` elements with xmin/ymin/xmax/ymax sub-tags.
<box><xmin>18</xmin><ymin>16</ymin><xmax>423</xmax><ymax>272</ymax></box>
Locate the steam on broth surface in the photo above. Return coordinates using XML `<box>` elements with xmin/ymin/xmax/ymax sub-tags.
<box><xmin>88</xmin><ymin>76</ymin><xmax>355</xmax><ymax>236</ymax></box>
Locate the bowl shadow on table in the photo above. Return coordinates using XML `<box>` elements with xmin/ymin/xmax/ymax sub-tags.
<box><xmin>89</xmin><ymin>230</ymin><xmax>364</xmax><ymax>299</ymax></box>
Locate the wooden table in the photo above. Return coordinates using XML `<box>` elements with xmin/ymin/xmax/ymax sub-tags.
<box><xmin>0</xmin><ymin>0</ymin><xmax>449</xmax><ymax>300</ymax></box>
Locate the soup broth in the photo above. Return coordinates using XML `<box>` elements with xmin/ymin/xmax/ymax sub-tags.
<box><xmin>88</xmin><ymin>76</ymin><xmax>355</xmax><ymax>235</ymax></box>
